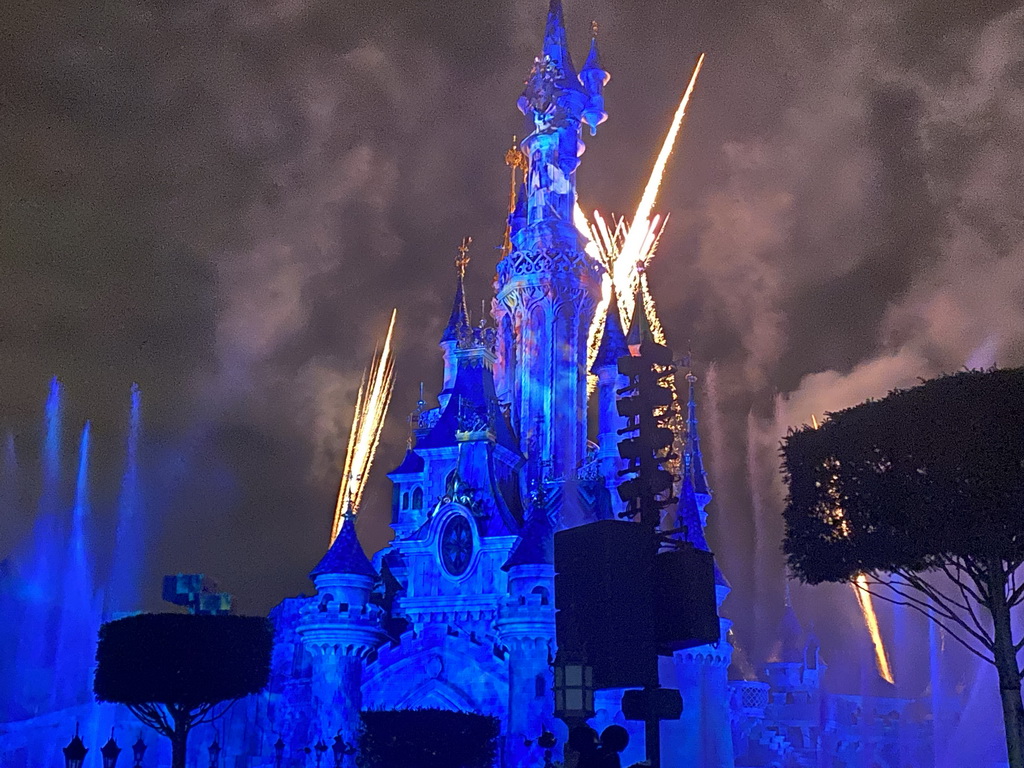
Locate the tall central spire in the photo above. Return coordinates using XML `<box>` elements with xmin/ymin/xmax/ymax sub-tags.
<box><xmin>494</xmin><ymin>0</ymin><xmax>607</xmax><ymax>495</ymax></box>
<box><xmin>541</xmin><ymin>0</ymin><xmax>578</xmax><ymax>84</ymax></box>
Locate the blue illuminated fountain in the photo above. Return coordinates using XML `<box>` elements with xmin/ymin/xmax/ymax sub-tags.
<box><xmin>108</xmin><ymin>383</ymin><xmax>143</xmax><ymax>615</ymax></box>
<box><xmin>0</xmin><ymin>380</ymin><xmax>159</xmax><ymax>765</ymax></box>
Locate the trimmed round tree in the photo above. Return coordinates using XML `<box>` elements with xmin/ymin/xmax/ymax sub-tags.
<box><xmin>95</xmin><ymin>613</ymin><xmax>273</xmax><ymax>768</ymax></box>
<box><xmin>782</xmin><ymin>368</ymin><xmax>1024</xmax><ymax>768</ymax></box>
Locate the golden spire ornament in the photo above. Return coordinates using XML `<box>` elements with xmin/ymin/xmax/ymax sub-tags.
<box><xmin>502</xmin><ymin>136</ymin><xmax>528</xmax><ymax>254</ymax></box>
<box><xmin>456</xmin><ymin>236</ymin><xmax>472</xmax><ymax>276</ymax></box>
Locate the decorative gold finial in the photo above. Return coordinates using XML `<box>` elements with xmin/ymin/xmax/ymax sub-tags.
<box><xmin>503</xmin><ymin>136</ymin><xmax>528</xmax><ymax>254</ymax></box>
<box><xmin>591</xmin><ymin>20</ymin><xmax>599</xmax><ymax>37</ymax></box>
<box><xmin>456</xmin><ymin>236</ymin><xmax>472</xmax><ymax>276</ymax></box>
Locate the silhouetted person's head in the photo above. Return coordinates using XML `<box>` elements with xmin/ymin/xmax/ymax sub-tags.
<box><xmin>568</xmin><ymin>725</ymin><xmax>599</xmax><ymax>754</ymax></box>
<box><xmin>599</xmin><ymin>725</ymin><xmax>629</xmax><ymax>753</ymax></box>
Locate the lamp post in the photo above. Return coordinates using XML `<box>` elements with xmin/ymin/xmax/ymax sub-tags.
<box><xmin>131</xmin><ymin>735</ymin><xmax>147</xmax><ymax>767</ymax></box>
<box><xmin>554</xmin><ymin>654</ymin><xmax>595</xmax><ymax>768</ymax></box>
<box><xmin>63</xmin><ymin>724</ymin><xmax>88</xmax><ymax>768</ymax></box>
<box><xmin>101</xmin><ymin>730</ymin><xmax>122</xmax><ymax>768</ymax></box>
<box><xmin>208</xmin><ymin>737</ymin><xmax>221</xmax><ymax>768</ymax></box>
<box><xmin>313</xmin><ymin>738</ymin><xmax>328</xmax><ymax>768</ymax></box>
<box><xmin>273</xmin><ymin>736</ymin><xmax>285</xmax><ymax>768</ymax></box>
<box><xmin>553</xmin><ymin>658</ymin><xmax>594</xmax><ymax>724</ymax></box>
<box><xmin>330</xmin><ymin>734</ymin><xmax>346</xmax><ymax>768</ymax></box>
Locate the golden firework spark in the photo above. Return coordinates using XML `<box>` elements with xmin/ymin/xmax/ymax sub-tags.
<box><xmin>811</xmin><ymin>415</ymin><xmax>896</xmax><ymax>685</ymax></box>
<box><xmin>577</xmin><ymin>54</ymin><xmax>705</xmax><ymax>386</ymax></box>
<box><xmin>854</xmin><ymin>573</ymin><xmax>897</xmax><ymax>685</ymax></box>
<box><xmin>330</xmin><ymin>309</ymin><xmax>398</xmax><ymax>543</ymax></box>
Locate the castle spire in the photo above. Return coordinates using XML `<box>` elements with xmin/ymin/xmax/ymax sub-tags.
<box><xmin>310</xmin><ymin>511</ymin><xmax>377</xmax><ymax>580</ymax></box>
<box><xmin>685</xmin><ymin>371</ymin><xmax>711</xmax><ymax>500</ymax></box>
<box><xmin>590</xmin><ymin>296</ymin><xmax>628</xmax><ymax>373</ymax></box>
<box><xmin>626</xmin><ymin>273</ymin><xmax>654</xmax><ymax>355</ymax></box>
<box><xmin>441</xmin><ymin>237</ymin><xmax>472</xmax><ymax>344</ymax></box>
<box><xmin>579</xmin><ymin>21</ymin><xmax>610</xmax><ymax>135</ymax></box>
<box><xmin>541</xmin><ymin>0</ymin><xmax>578</xmax><ymax>83</ymax></box>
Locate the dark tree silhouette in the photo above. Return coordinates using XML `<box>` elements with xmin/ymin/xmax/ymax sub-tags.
<box><xmin>782</xmin><ymin>368</ymin><xmax>1024</xmax><ymax>768</ymax></box>
<box><xmin>358</xmin><ymin>709</ymin><xmax>499</xmax><ymax>768</ymax></box>
<box><xmin>95</xmin><ymin>613</ymin><xmax>273</xmax><ymax>768</ymax></box>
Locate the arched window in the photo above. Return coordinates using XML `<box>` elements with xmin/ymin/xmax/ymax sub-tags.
<box><xmin>402</xmin><ymin>491</ymin><xmax>409</xmax><ymax>509</ymax></box>
<box><xmin>532</xmin><ymin>586</ymin><xmax>550</xmax><ymax>606</ymax></box>
<box><xmin>412</xmin><ymin>486</ymin><xmax>424</xmax><ymax>510</ymax></box>
<box><xmin>535</xmin><ymin>674</ymin><xmax>546</xmax><ymax>698</ymax></box>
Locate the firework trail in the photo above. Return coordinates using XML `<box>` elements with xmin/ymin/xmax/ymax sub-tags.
<box><xmin>330</xmin><ymin>309</ymin><xmax>398</xmax><ymax>543</ymax></box>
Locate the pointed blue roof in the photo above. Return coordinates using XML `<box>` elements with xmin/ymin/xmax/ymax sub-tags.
<box><xmin>676</xmin><ymin>473</ymin><xmax>728</xmax><ymax>587</ymax></box>
<box><xmin>416</xmin><ymin>350</ymin><xmax>518</xmax><ymax>454</ymax></box>
<box><xmin>542</xmin><ymin>0</ymin><xmax>579</xmax><ymax>81</ymax></box>
<box><xmin>581</xmin><ymin>34</ymin><xmax>604</xmax><ymax>77</ymax></box>
<box><xmin>591</xmin><ymin>299</ymin><xmax>629</xmax><ymax>372</ymax></box>
<box><xmin>503</xmin><ymin>503</ymin><xmax>554</xmax><ymax>570</ymax></box>
<box><xmin>777</xmin><ymin>595</ymin><xmax>805</xmax><ymax>664</ymax></box>
<box><xmin>685</xmin><ymin>373</ymin><xmax>711</xmax><ymax>498</ymax></box>
<box><xmin>626</xmin><ymin>287</ymin><xmax>653</xmax><ymax>350</ymax></box>
<box><xmin>310</xmin><ymin>517</ymin><xmax>378</xmax><ymax>580</ymax></box>
<box><xmin>440</xmin><ymin>269</ymin><xmax>468</xmax><ymax>344</ymax></box>
<box><xmin>390</xmin><ymin>448</ymin><xmax>424</xmax><ymax>476</ymax></box>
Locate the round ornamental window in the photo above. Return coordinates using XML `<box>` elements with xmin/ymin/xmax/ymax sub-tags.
<box><xmin>440</xmin><ymin>515</ymin><xmax>473</xmax><ymax>576</ymax></box>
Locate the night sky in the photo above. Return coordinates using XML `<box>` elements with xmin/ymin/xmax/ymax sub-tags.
<box><xmin>3</xmin><ymin>0</ymin><xmax>1023</xmax><ymax>667</ymax></box>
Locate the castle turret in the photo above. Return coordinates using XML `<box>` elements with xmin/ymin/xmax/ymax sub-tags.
<box><xmin>498</xmin><ymin>486</ymin><xmax>557</xmax><ymax>767</ymax></box>
<box><xmin>439</xmin><ymin>238</ymin><xmax>472</xmax><ymax>408</ymax></box>
<box><xmin>684</xmin><ymin>372</ymin><xmax>712</xmax><ymax>512</ymax></box>
<box><xmin>579</xmin><ymin>26</ymin><xmax>610</xmax><ymax>136</ymax></box>
<box><xmin>494</xmin><ymin>0</ymin><xmax>603</xmax><ymax>493</ymax></box>
<box><xmin>298</xmin><ymin>514</ymin><xmax>387</xmax><ymax>765</ymax></box>
<box><xmin>626</xmin><ymin>280</ymin><xmax>654</xmax><ymax>356</ymax></box>
<box><xmin>590</xmin><ymin>298</ymin><xmax>629</xmax><ymax>512</ymax></box>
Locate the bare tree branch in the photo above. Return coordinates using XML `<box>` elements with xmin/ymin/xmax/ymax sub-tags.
<box><xmin>128</xmin><ymin>704</ymin><xmax>173</xmax><ymax>738</ymax></box>
<box><xmin>938</xmin><ymin>556</ymin><xmax>985</xmax><ymax>605</ymax></box>
<box><xmin>856</xmin><ymin>577</ymin><xmax>995</xmax><ymax>662</ymax></box>
<box><xmin>192</xmin><ymin>699</ymin><xmax>241</xmax><ymax>727</ymax></box>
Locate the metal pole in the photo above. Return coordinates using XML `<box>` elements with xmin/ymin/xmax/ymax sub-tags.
<box><xmin>645</xmin><ymin>711</ymin><xmax>661</xmax><ymax>768</ymax></box>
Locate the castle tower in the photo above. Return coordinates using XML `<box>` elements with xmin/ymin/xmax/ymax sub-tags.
<box><xmin>493</xmin><ymin>0</ymin><xmax>604</xmax><ymax>492</ymax></box>
<box><xmin>661</xmin><ymin>373</ymin><xmax>736</xmax><ymax>768</ymax></box>
<box><xmin>497</xmin><ymin>488</ymin><xmax>557</xmax><ymax>767</ymax></box>
<box><xmin>439</xmin><ymin>238</ymin><xmax>472</xmax><ymax>409</ymax></box>
<box><xmin>298</xmin><ymin>515</ymin><xmax>387</xmax><ymax>765</ymax></box>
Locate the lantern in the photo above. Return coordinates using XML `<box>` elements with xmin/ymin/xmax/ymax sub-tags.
<box><xmin>100</xmin><ymin>730</ymin><xmax>122</xmax><ymax>768</ymax></box>
<box><xmin>131</xmin><ymin>735</ymin><xmax>147</xmax><ymax>767</ymax></box>
<box><xmin>62</xmin><ymin>724</ymin><xmax>87</xmax><ymax>768</ymax></box>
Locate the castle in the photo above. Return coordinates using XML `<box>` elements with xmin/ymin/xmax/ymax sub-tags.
<box><xmin>260</xmin><ymin>3</ymin><xmax>737</xmax><ymax>765</ymax></box>
<box><xmin>0</xmin><ymin>3</ymin><xmax>945</xmax><ymax>767</ymax></box>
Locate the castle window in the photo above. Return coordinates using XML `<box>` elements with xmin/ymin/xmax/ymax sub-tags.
<box><xmin>412</xmin><ymin>486</ymin><xmax>424</xmax><ymax>509</ymax></box>
<box><xmin>532</xmin><ymin>586</ymin><xmax>550</xmax><ymax>606</ymax></box>
<box><xmin>535</xmin><ymin>674</ymin><xmax>546</xmax><ymax>698</ymax></box>
<box><xmin>402</xmin><ymin>491</ymin><xmax>410</xmax><ymax>509</ymax></box>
